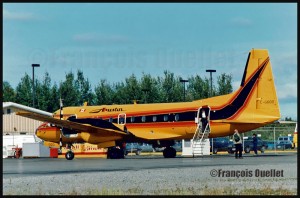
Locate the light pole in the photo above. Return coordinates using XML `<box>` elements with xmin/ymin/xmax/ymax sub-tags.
<box><xmin>180</xmin><ymin>79</ymin><xmax>189</xmax><ymax>101</ymax></box>
<box><xmin>206</xmin><ymin>69</ymin><xmax>216</xmax><ymax>97</ymax></box>
<box><xmin>32</xmin><ymin>64</ymin><xmax>40</xmax><ymax>108</ymax></box>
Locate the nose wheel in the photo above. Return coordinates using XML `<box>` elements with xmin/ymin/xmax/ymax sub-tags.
<box><xmin>65</xmin><ymin>143</ymin><xmax>75</xmax><ymax>160</ymax></box>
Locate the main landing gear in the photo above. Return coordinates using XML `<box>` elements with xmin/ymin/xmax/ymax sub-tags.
<box><xmin>107</xmin><ymin>146</ymin><xmax>125</xmax><ymax>159</ymax></box>
<box><xmin>65</xmin><ymin>143</ymin><xmax>75</xmax><ymax>160</ymax></box>
<box><xmin>163</xmin><ymin>146</ymin><xmax>176</xmax><ymax>158</ymax></box>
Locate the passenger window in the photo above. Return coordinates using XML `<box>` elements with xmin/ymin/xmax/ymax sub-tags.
<box><xmin>109</xmin><ymin>117</ymin><xmax>113</xmax><ymax>123</ymax></box>
<box><xmin>175</xmin><ymin>114</ymin><xmax>179</xmax><ymax>121</ymax></box>
<box><xmin>119</xmin><ymin>117</ymin><xmax>125</xmax><ymax>124</ymax></box>
<box><xmin>164</xmin><ymin>115</ymin><xmax>169</xmax><ymax>122</ymax></box>
<box><xmin>153</xmin><ymin>116</ymin><xmax>157</xmax><ymax>122</ymax></box>
<box><xmin>131</xmin><ymin>117</ymin><xmax>135</xmax><ymax>123</ymax></box>
<box><xmin>142</xmin><ymin>116</ymin><xmax>146</xmax><ymax>122</ymax></box>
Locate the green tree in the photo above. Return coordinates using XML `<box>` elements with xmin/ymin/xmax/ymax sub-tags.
<box><xmin>36</xmin><ymin>72</ymin><xmax>52</xmax><ymax>112</ymax></box>
<box><xmin>124</xmin><ymin>74</ymin><xmax>141</xmax><ymax>103</ymax></box>
<box><xmin>15</xmin><ymin>73</ymin><xmax>33</xmax><ymax>107</ymax></box>
<box><xmin>217</xmin><ymin>73</ymin><xmax>233</xmax><ymax>95</ymax></box>
<box><xmin>112</xmin><ymin>82</ymin><xmax>127</xmax><ymax>104</ymax></box>
<box><xmin>3</xmin><ymin>81</ymin><xmax>16</xmax><ymax>102</ymax></box>
<box><xmin>94</xmin><ymin>79</ymin><xmax>114</xmax><ymax>105</ymax></box>
<box><xmin>59</xmin><ymin>72</ymin><xmax>80</xmax><ymax>106</ymax></box>
<box><xmin>140</xmin><ymin>73</ymin><xmax>161</xmax><ymax>103</ymax></box>
<box><xmin>49</xmin><ymin>83</ymin><xmax>60</xmax><ymax>112</ymax></box>
<box><xmin>187</xmin><ymin>75</ymin><xmax>210</xmax><ymax>100</ymax></box>
<box><xmin>285</xmin><ymin>117</ymin><xmax>292</xmax><ymax>121</ymax></box>
<box><xmin>159</xmin><ymin>71</ymin><xmax>182</xmax><ymax>102</ymax></box>
<box><xmin>75</xmin><ymin>70</ymin><xmax>95</xmax><ymax>105</ymax></box>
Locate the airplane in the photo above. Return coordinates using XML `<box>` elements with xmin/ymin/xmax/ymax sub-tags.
<box><xmin>17</xmin><ymin>49</ymin><xmax>280</xmax><ymax>160</ymax></box>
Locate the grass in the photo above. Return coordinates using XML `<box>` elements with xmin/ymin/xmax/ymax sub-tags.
<box><xmin>4</xmin><ymin>185</ymin><xmax>296</xmax><ymax>195</ymax></box>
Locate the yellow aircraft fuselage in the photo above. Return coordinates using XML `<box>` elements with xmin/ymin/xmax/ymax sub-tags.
<box><xmin>35</xmin><ymin>49</ymin><xmax>280</xmax><ymax>147</ymax></box>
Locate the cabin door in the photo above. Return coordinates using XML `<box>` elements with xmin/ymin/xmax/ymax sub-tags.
<box><xmin>118</xmin><ymin>113</ymin><xmax>126</xmax><ymax>125</ymax></box>
<box><xmin>196</xmin><ymin>106</ymin><xmax>211</xmax><ymax>132</ymax></box>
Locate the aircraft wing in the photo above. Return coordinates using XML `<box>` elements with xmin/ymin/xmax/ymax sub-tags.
<box><xmin>16</xmin><ymin>112</ymin><xmax>128</xmax><ymax>136</ymax></box>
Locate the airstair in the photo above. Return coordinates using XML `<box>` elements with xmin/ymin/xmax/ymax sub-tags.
<box><xmin>192</xmin><ymin>107</ymin><xmax>210</xmax><ymax>157</ymax></box>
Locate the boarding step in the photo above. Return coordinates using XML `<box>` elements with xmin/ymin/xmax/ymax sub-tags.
<box><xmin>194</xmin><ymin>133</ymin><xmax>209</xmax><ymax>139</ymax></box>
<box><xmin>192</xmin><ymin>138</ymin><xmax>210</xmax><ymax>156</ymax></box>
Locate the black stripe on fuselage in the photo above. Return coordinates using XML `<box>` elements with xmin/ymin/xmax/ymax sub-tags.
<box><xmin>66</xmin><ymin>58</ymin><xmax>268</xmax><ymax>127</ymax></box>
<box><xmin>210</xmin><ymin>59</ymin><xmax>268</xmax><ymax>120</ymax></box>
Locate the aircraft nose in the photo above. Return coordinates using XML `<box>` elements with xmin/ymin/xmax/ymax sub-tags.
<box><xmin>35</xmin><ymin>122</ymin><xmax>49</xmax><ymax>139</ymax></box>
<box><xmin>35</xmin><ymin>129</ymin><xmax>42</xmax><ymax>138</ymax></box>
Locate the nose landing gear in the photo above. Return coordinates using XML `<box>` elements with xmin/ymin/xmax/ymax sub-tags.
<box><xmin>65</xmin><ymin>143</ymin><xmax>75</xmax><ymax>160</ymax></box>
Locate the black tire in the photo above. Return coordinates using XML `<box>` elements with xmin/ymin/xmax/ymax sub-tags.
<box><xmin>135</xmin><ymin>150</ymin><xmax>141</xmax><ymax>155</ymax></box>
<box><xmin>245</xmin><ymin>147</ymin><xmax>250</xmax><ymax>153</ymax></box>
<box><xmin>213</xmin><ymin>147</ymin><xmax>218</xmax><ymax>154</ymax></box>
<box><xmin>109</xmin><ymin>148</ymin><xmax>118</xmax><ymax>159</ymax></box>
<box><xmin>107</xmin><ymin>147</ymin><xmax>124</xmax><ymax>159</ymax></box>
<box><xmin>260</xmin><ymin>146</ymin><xmax>265</xmax><ymax>153</ymax></box>
<box><xmin>163</xmin><ymin>147</ymin><xmax>176</xmax><ymax>158</ymax></box>
<box><xmin>65</xmin><ymin>151</ymin><xmax>74</xmax><ymax>160</ymax></box>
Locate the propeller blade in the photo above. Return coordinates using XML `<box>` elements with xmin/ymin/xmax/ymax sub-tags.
<box><xmin>59</xmin><ymin>98</ymin><xmax>63</xmax><ymax>152</ymax></box>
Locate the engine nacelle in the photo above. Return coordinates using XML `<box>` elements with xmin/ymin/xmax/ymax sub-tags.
<box><xmin>36</xmin><ymin>122</ymin><xmax>61</xmax><ymax>142</ymax></box>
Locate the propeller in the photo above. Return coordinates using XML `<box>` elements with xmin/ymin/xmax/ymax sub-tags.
<box><xmin>59</xmin><ymin>97</ymin><xmax>63</xmax><ymax>152</ymax></box>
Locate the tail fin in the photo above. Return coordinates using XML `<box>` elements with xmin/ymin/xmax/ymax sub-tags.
<box><xmin>234</xmin><ymin>49</ymin><xmax>280</xmax><ymax>123</ymax></box>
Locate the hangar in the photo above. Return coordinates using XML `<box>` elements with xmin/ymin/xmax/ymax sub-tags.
<box><xmin>2</xmin><ymin>102</ymin><xmax>107</xmax><ymax>158</ymax></box>
<box><xmin>3</xmin><ymin>102</ymin><xmax>49</xmax><ymax>136</ymax></box>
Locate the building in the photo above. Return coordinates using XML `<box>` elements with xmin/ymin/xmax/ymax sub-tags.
<box><xmin>3</xmin><ymin>102</ymin><xmax>108</xmax><ymax>158</ymax></box>
<box><xmin>3</xmin><ymin>102</ymin><xmax>51</xmax><ymax>135</ymax></box>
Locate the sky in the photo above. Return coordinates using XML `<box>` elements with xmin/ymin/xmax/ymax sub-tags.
<box><xmin>3</xmin><ymin>3</ymin><xmax>297</xmax><ymax>120</ymax></box>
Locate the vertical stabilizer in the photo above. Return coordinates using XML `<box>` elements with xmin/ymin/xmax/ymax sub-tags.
<box><xmin>237</xmin><ymin>49</ymin><xmax>280</xmax><ymax>122</ymax></box>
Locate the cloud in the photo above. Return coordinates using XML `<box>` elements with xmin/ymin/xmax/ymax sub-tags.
<box><xmin>277</xmin><ymin>83</ymin><xmax>297</xmax><ymax>100</ymax></box>
<box><xmin>232</xmin><ymin>80</ymin><xmax>241</xmax><ymax>91</ymax></box>
<box><xmin>72</xmin><ymin>33</ymin><xmax>129</xmax><ymax>44</ymax></box>
<box><xmin>3</xmin><ymin>9</ymin><xmax>36</xmax><ymax>21</ymax></box>
<box><xmin>230</xmin><ymin>17</ymin><xmax>253</xmax><ymax>27</ymax></box>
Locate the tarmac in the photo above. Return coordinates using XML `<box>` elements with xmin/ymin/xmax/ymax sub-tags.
<box><xmin>55</xmin><ymin>149</ymin><xmax>297</xmax><ymax>158</ymax></box>
<box><xmin>3</xmin><ymin>151</ymin><xmax>297</xmax><ymax>195</ymax></box>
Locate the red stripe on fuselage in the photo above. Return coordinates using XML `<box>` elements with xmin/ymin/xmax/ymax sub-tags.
<box><xmin>211</xmin><ymin>58</ymin><xmax>269</xmax><ymax>111</ymax></box>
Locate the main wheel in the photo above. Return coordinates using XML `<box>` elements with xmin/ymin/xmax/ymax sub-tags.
<box><xmin>65</xmin><ymin>151</ymin><xmax>74</xmax><ymax>160</ymax></box>
<box><xmin>213</xmin><ymin>147</ymin><xmax>218</xmax><ymax>154</ymax></box>
<box><xmin>163</xmin><ymin>147</ymin><xmax>176</xmax><ymax>158</ymax></box>
<box><xmin>245</xmin><ymin>147</ymin><xmax>250</xmax><ymax>153</ymax></box>
<box><xmin>260</xmin><ymin>146</ymin><xmax>265</xmax><ymax>153</ymax></box>
<box><xmin>107</xmin><ymin>147</ymin><xmax>125</xmax><ymax>159</ymax></box>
